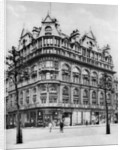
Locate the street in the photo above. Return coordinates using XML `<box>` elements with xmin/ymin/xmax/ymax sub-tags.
<box><xmin>6</xmin><ymin>124</ymin><xmax>118</xmax><ymax>149</ymax></box>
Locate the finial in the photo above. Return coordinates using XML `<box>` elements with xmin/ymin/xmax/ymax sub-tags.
<box><xmin>49</xmin><ymin>2</ymin><xmax>51</xmax><ymax>15</ymax></box>
<box><xmin>47</xmin><ymin>10</ymin><xmax>49</xmax><ymax>16</ymax></box>
<box><xmin>89</xmin><ymin>26</ymin><xmax>92</xmax><ymax>32</ymax></box>
<box><xmin>47</xmin><ymin>2</ymin><xmax>51</xmax><ymax>16</ymax></box>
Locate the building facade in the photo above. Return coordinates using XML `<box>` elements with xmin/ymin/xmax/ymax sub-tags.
<box><xmin>6</xmin><ymin>14</ymin><xmax>118</xmax><ymax>128</ymax></box>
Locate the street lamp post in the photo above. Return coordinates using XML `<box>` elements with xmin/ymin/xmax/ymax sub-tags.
<box><xmin>99</xmin><ymin>73</ymin><xmax>113</xmax><ymax>134</ymax></box>
<box><xmin>104</xmin><ymin>86</ymin><xmax>110</xmax><ymax>134</ymax></box>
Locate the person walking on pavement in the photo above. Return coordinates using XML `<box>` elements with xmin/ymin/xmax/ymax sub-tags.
<box><xmin>60</xmin><ymin>119</ymin><xmax>64</xmax><ymax>133</ymax></box>
<box><xmin>49</xmin><ymin>121</ymin><xmax>53</xmax><ymax>132</ymax></box>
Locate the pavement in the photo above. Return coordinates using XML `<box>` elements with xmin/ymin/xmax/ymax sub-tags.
<box><xmin>5</xmin><ymin>124</ymin><xmax>118</xmax><ymax>150</ymax></box>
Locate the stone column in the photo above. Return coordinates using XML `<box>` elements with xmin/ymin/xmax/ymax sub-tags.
<box><xmin>71</xmin><ymin>86</ymin><xmax>73</xmax><ymax>104</ymax></box>
<box><xmin>35</xmin><ymin>109</ymin><xmax>38</xmax><ymax>127</ymax></box>
<box><xmin>29</xmin><ymin>88</ymin><xmax>32</xmax><ymax>106</ymax></box>
<box><xmin>79</xmin><ymin>86</ymin><xmax>81</xmax><ymax>105</ymax></box>
<box><xmin>60</xmin><ymin>38</ymin><xmax>62</xmax><ymax>48</ymax></box>
<box><xmin>23</xmin><ymin>90</ymin><xmax>26</xmax><ymax>107</ymax></box>
<box><xmin>98</xmin><ymin>90</ymin><xmax>100</xmax><ymax>106</ymax></box>
<box><xmin>90</xmin><ymin>89</ymin><xmax>92</xmax><ymax>105</ymax></box>
<box><xmin>37</xmin><ymin>63</ymin><xmax>39</xmax><ymax>81</ymax></box>
<box><xmin>59</xmin><ymin>85</ymin><xmax>62</xmax><ymax>104</ymax></box>
<box><xmin>57</xmin><ymin>84</ymin><xmax>61</xmax><ymax>104</ymax></box>
<box><xmin>70</xmin><ymin>66</ymin><xmax>73</xmax><ymax>83</ymax></box>
<box><xmin>58</xmin><ymin>62</ymin><xmax>62</xmax><ymax>81</ymax></box>
<box><xmin>42</xmin><ymin>37</ymin><xmax>43</xmax><ymax>47</ymax></box>
<box><xmin>47</xmin><ymin>84</ymin><xmax>49</xmax><ymax>104</ymax></box>
<box><xmin>37</xmin><ymin>85</ymin><xmax>41</xmax><ymax>106</ymax></box>
<box><xmin>53</xmin><ymin>36</ymin><xmax>55</xmax><ymax>47</ymax></box>
<box><xmin>81</xmin><ymin>88</ymin><xmax>83</xmax><ymax>105</ymax></box>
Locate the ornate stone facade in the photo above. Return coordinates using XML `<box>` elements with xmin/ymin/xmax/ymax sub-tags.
<box><xmin>6</xmin><ymin>14</ymin><xmax>118</xmax><ymax>128</ymax></box>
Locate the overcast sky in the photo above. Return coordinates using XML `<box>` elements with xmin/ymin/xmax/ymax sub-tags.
<box><xmin>6</xmin><ymin>1</ymin><xmax>118</xmax><ymax>72</ymax></box>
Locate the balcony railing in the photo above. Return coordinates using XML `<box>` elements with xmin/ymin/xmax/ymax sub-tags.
<box><xmin>19</xmin><ymin>36</ymin><xmax>114</xmax><ymax>72</ymax></box>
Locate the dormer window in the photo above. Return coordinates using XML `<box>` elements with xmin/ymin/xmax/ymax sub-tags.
<box><xmin>45</xmin><ymin>26</ymin><xmax>52</xmax><ymax>35</ymax></box>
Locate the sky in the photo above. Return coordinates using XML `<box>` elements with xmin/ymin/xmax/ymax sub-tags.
<box><xmin>6</xmin><ymin>0</ymin><xmax>118</xmax><ymax>72</ymax></box>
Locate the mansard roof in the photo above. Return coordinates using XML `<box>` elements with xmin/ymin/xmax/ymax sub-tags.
<box><xmin>18</xmin><ymin>14</ymin><xmax>112</xmax><ymax>54</ymax></box>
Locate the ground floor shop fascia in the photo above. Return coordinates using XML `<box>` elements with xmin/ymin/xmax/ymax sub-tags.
<box><xmin>6</xmin><ymin>107</ymin><xmax>117</xmax><ymax>128</ymax></box>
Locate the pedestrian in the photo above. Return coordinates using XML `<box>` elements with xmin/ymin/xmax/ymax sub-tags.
<box><xmin>85</xmin><ymin>120</ymin><xmax>88</xmax><ymax>126</ymax></box>
<box><xmin>60</xmin><ymin>120</ymin><xmax>64</xmax><ymax>133</ymax></box>
<box><xmin>49</xmin><ymin>121</ymin><xmax>53</xmax><ymax>132</ymax></box>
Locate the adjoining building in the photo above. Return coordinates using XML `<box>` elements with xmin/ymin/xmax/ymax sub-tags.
<box><xmin>6</xmin><ymin>13</ymin><xmax>118</xmax><ymax>128</ymax></box>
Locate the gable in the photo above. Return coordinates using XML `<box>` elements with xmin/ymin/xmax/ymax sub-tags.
<box><xmin>42</xmin><ymin>14</ymin><xmax>53</xmax><ymax>23</ymax></box>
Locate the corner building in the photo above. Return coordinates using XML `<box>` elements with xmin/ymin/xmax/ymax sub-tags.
<box><xmin>6</xmin><ymin>14</ymin><xmax>117</xmax><ymax>128</ymax></box>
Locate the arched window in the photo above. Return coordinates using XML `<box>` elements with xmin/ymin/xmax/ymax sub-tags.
<box><xmin>62</xmin><ymin>86</ymin><xmax>69</xmax><ymax>96</ymax></box>
<box><xmin>83</xmin><ymin>89</ymin><xmax>89</xmax><ymax>105</ymax></box>
<box><xmin>73</xmin><ymin>67</ymin><xmax>80</xmax><ymax>83</ymax></box>
<box><xmin>92</xmin><ymin>91</ymin><xmax>97</xmax><ymax>105</ymax></box>
<box><xmin>100</xmin><ymin>92</ymin><xmax>104</xmax><ymax>106</ymax></box>
<box><xmin>91</xmin><ymin>72</ymin><xmax>98</xmax><ymax>86</ymax></box>
<box><xmin>83</xmin><ymin>89</ymin><xmax>88</xmax><ymax>98</ymax></box>
<box><xmin>92</xmin><ymin>91</ymin><xmax>96</xmax><ymax>99</ymax></box>
<box><xmin>83</xmin><ymin>69</ymin><xmax>90</xmax><ymax>85</ymax></box>
<box><xmin>73</xmin><ymin>88</ymin><xmax>79</xmax><ymax>104</ymax></box>
<box><xmin>62</xmin><ymin>86</ymin><xmax>69</xmax><ymax>103</ymax></box>
<box><xmin>45</xmin><ymin>26</ymin><xmax>52</xmax><ymax>35</ymax></box>
<box><xmin>62</xmin><ymin>64</ymin><xmax>71</xmax><ymax>82</ymax></box>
